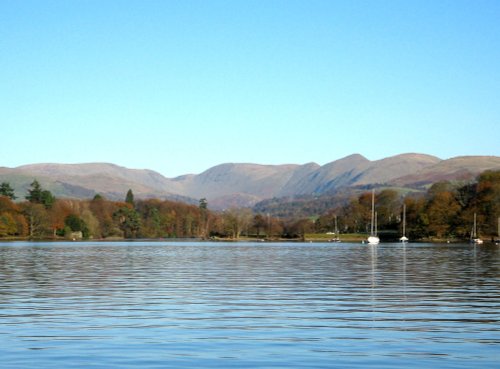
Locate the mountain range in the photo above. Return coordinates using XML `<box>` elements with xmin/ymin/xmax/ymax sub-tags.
<box><xmin>1</xmin><ymin>153</ymin><xmax>499</xmax><ymax>209</ymax></box>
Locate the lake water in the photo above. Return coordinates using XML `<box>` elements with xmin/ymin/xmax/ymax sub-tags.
<box><xmin>0</xmin><ymin>241</ymin><xmax>499</xmax><ymax>368</ymax></box>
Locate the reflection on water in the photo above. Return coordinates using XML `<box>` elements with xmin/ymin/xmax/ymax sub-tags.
<box><xmin>0</xmin><ymin>241</ymin><xmax>499</xmax><ymax>368</ymax></box>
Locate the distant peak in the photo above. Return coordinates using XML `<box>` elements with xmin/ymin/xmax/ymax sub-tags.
<box><xmin>342</xmin><ymin>153</ymin><xmax>368</xmax><ymax>161</ymax></box>
<box><xmin>302</xmin><ymin>162</ymin><xmax>321</xmax><ymax>168</ymax></box>
<box><xmin>331</xmin><ymin>153</ymin><xmax>369</xmax><ymax>164</ymax></box>
<box><xmin>376</xmin><ymin>153</ymin><xmax>442</xmax><ymax>163</ymax></box>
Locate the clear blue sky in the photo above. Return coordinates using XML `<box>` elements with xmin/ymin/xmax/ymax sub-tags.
<box><xmin>1</xmin><ymin>0</ymin><xmax>499</xmax><ymax>177</ymax></box>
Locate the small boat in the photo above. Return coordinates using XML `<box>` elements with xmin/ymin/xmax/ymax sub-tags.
<box><xmin>367</xmin><ymin>190</ymin><xmax>380</xmax><ymax>245</ymax></box>
<box><xmin>471</xmin><ymin>213</ymin><xmax>483</xmax><ymax>244</ymax></box>
<box><xmin>400</xmin><ymin>203</ymin><xmax>408</xmax><ymax>243</ymax></box>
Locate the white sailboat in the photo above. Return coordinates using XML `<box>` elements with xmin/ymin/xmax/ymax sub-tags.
<box><xmin>367</xmin><ymin>189</ymin><xmax>380</xmax><ymax>245</ymax></box>
<box><xmin>400</xmin><ymin>203</ymin><xmax>408</xmax><ymax>243</ymax></box>
<box><xmin>471</xmin><ymin>213</ymin><xmax>483</xmax><ymax>244</ymax></box>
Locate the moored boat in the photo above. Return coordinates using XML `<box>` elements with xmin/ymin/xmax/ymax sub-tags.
<box><xmin>471</xmin><ymin>213</ymin><xmax>483</xmax><ymax>244</ymax></box>
<box><xmin>400</xmin><ymin>203</ymin><xmax>408</xmax><ymax>243</ymax></box>
<box><xmin>367</xmin><ymin>190</ymin><xmax>380</xmax><ymax>245</ymax></box>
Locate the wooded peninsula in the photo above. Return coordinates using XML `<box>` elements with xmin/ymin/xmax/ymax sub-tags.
<box><xmin>0</xmin><ymin>170</ymin><xmax>499</xmax><ymax>243</ymax></box>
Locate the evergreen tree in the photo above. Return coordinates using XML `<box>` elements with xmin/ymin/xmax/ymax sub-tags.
<box><xmin>114</xmin><ymin>206</ymin><xmax>141</xmax><ymax>238</ymax></box>
<box><xmin>0</xmin><ymin>182</ymin><xmax>16</xmax><ymax>200</ymax></box>
<box><xmin>26</xmin><ymin>180</ymin><xmax>43</xmax><ymax>203</ymax></box>
<box><xmin>25</xmin><ymin>180</ymin><xmax>55</xmax><ymax>209</ymax></box>
<box><xmin>41</xmin><ymin>190</ymin><xmax>55</xmax><ymax>209</ymax></box>
<box><xmin>65</xmin><ymin>214</ymin><xmax>85</xmax><ymax>232</ymax></box>
<box><xmin>64</xmin><ymin>214</ymin><xmax>89</xmax><ymax>238</ymax></box>
<box><xmin>125</xmin><ymin>189</ymin><xmax>135</xmax><ymax>205</ymax></box>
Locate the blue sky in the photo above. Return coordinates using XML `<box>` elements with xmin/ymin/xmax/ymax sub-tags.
<box><xmin>1</xmin><ymin>0</ymin><xmax>499</xmax><ymax>177</ymax></box>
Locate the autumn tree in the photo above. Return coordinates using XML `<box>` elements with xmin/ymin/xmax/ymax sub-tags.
<box><xmin>337</xmin><ymin>193</ymin><xmax>372</xmax><ymax>233</ymax></box>
<box><xmin>251</xmin><ymin>214</ymin><xmax>268</xmax><ymax>237</ymax></box>
<box><xmin>221</xmin><ymin>208</ymin><xmax>253</xmax><ymax>239</ymax></box>
<box><xmin>89</xmin><ymin>195</ymin><xmax>122</xmax><ymax>238</ymax></box>
<box><xmin>80</xmin><ymin>206</ymin><xmax>100</xmax><ymax>238</ymax></box>
<box><xmin>0</xmin><ymin>213</ymin><xmax>17</xmax><ymax>236</ymax></box>
<box><xmin>0</xmin><ymin>196</ymin><xmax>17</xmax><ymax>213</ymax></box>
<box><xmin>199</xmin><ymin>198</ymin><xmax>209</xmax><ymax>239</ymax></box>
<box><xmin>475</xmin><ymin>170</ymin><xmax>500</xmax><ymax>236</ymax></box>
<box><xmin>425</xmin><ymin>182</ymin><xmax>461</xmax><ymax>239</ymax></box>
<box><xmin>0</xmin><ymin>196</ymin><xmax>20</xmax><ymax>236</ymax></box>
<box><xmin>315</xmin><ymin>211</ymin><xmax>345</xmax><ymax>234</ymax></box>
<box><xmin>286</xmin><ymin>218</ymin><xmax>315</xmax><ymax>239</ymax></box>
<box><xmin>376</xmin><ymin>189</ymin><xmax>400</xmax><ymax>230</ymax></box>
<box><xmin>401</xmin><ymin>196</ymin><xmax>427</xmax><ymax>239</ymax></box>
<box><xmin>268</xmin><ymin>216</ymin><xmax>284</xmax><ymax>239</ymax></box>
<box><xmin>48</xmin><ymin>199</ymin><xmax>74</xmax><ymax>237</ymax></box>
<box><xmin>21</xmin><ymin>202</ymin><xmax>50</xmax><ymax>238</ymax></box>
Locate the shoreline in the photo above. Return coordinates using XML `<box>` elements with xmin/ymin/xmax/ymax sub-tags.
<box><xmin>1</xmin><ymin>236</ymin><xmax>497</xmax><ymax>245</ymax></box>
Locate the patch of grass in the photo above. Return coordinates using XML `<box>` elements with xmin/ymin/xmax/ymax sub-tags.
<box><xmin>304</xmin><ymin>233</ymin><xmax>366</xmax><ymax>242</ymax></box>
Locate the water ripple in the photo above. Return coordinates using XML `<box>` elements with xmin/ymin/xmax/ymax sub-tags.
<box><xmin>1</xmin><ymin>241</ymin><xmax>499</xmax><ymax>368</ymax></box>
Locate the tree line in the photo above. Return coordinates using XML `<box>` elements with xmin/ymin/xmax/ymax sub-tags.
<box><xmin>0</xmin><ymin>180</ymin><xmax>273</xmax><ymax>240</ymax></box>
<box><xmin>0</xmin><ymin>170</ymin><xmax>499</xmax><ymax>241</ymax></box>
<box><xmin>313</xmin><ymin>170</ymin><xmax>500</xmax><ymax>241</ymax></box>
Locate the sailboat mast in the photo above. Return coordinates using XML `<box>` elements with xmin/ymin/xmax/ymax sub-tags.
<box><xmin>371</xmin><ymin>189</ymin><xmax>375</xmax><ymax>236</ymax></box>
<box><xmin>402</xmin><ymin>203</ymin><xmax>406</xmax><ymax>237</ymax></box>
<box><xmin>367</xmin><ymin>189</ymin><xmax>380</xmax><ymax>245</ymax></box>
<box><xmin>473</xmin><ymin>213</ymin><xmax>477</xmax><ymax>238</ymax></box>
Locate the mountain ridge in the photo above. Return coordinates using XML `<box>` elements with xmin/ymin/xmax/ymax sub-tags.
<box><xmin>2</xmin><ymin>153</ymin><xmax>499</xmax><ymax>209</ymax></box>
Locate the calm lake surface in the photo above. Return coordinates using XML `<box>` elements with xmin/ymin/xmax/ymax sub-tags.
<box><xmin>0</xmin><ymin>241</ymin><xmax>499</xmax><ymax>368</ymax></box>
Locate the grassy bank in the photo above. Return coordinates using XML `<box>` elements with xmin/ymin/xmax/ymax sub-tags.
<box><xmin>304</xmin><ymin>233</ymin><xmax>366</xmax><ymax>242</ymax></box>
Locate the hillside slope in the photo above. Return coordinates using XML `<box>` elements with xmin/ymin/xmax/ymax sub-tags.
<box><xmin>1</xmin><ymin>154</ymin><xmax>499</xmax><ymax>208</ymax></box>
<box><xmin>390</xmin><ymin>156</ymin><xmax>500</xmax><ymax>187</ymax></box>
